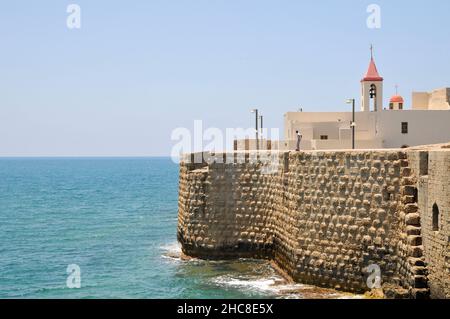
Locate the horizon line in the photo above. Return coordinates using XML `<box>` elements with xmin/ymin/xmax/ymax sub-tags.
<box><xmin>0</xmin><ymin>155</ymin><xmax>174</xmax><ymax>159</ymax></box>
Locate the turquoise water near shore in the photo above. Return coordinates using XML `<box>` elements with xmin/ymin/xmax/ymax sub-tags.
<box><xmin>0</xmin><ymin>158</ymin><xmax>359</xmax><ymax>299</ymax></box>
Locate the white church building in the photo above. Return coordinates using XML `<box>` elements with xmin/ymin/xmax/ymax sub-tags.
<box><xmin>284</xmin><ymin>52</ymin><xmax>450</xmax><ymax>150</ymax></box>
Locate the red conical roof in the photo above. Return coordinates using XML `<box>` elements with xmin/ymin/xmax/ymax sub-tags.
<box><xmin>361</xmin><ymin>58</ymin><xmax>383</xmax><ymax>82</ymax></box>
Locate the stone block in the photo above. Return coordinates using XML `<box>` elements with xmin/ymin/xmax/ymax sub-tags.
<box><xmin>405</xmin><ymin>213</ymin><xmax>421</xmax><ymax>226</ymax></box>
<box><xmin>404</xmin><ymin>204</ymin><xmax>418</xmax><ymax>214</ymax></box>
<box><xmin>407</xmin><ymin>235</ymin><xmax>422</xmax><ymax>246</ymax></box>
<box><xmin>408</xmin><ymin>246</ymin><xmax>424</xmax><ymax>258</ymax></box>
<box><xmin>406</xmin><ymin>226</ymin><xmax>421</xmax><ymax>236</ymax></box>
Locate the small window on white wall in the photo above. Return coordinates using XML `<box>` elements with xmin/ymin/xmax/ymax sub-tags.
<box><xmin>401</xmin><ymin>122</ymin><xmax>408</xmax><ymax>134</ymax></box>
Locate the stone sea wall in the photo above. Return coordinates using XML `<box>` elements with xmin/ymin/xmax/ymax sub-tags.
<box><xmin>177</xmin><ymin>147</ymin><xmax>450</xmax><ymax>298</ymax></box>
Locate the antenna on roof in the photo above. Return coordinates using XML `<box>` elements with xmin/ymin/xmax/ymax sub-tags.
<box><xmin>370</xmin><ymin>44</ymin><xmax>374</xmax><ymax>60</ymax></box>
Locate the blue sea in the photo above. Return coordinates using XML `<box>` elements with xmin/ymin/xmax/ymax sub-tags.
<box><xmin>0</xmin><ymin>158</ymin><xmax>357</xmax><ymax>299</ymax></box>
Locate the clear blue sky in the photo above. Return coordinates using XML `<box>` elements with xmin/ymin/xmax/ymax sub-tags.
<box><xmin>1</xmin><ymin>0</ymin><xmax>449</xmax><ymax>156</ymax></box>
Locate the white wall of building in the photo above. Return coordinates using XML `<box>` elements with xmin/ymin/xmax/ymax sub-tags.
<box><xmin>377</xmin><ymin>110</ymin><xmax>450</xmax><ymax>148</ymax></box>
<box><xmin>412</xmin><ymin>88</ymin><xmax>450</xmax><ymax>110</ymax></box>
<box><xmin>284</xmin><ymin>109</ymin><xmax>450</xmax><ymax>150</ymax></box>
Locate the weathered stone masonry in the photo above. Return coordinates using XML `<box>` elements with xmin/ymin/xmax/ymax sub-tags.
<box><xmin>177</xmin><ymin>146</ymin><xmax>450</xmax><ymax>298</ymax></box>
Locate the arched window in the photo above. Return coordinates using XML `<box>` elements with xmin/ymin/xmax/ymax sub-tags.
<box><xmin>432</xmin><ymin>203</ymin><xmax>440</xmax><ymax>231</ymax></box>
<box><xmin>369</xmin><ymin>84</ymin><xmax>377</xmax><ymax>98</ymax></box>
<box><xmin>369</xmin><ymin>84</ymin><xmax>377</xmax><ymax>111</ymax></box>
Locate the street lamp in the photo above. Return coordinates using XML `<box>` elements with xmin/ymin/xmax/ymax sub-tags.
<box><xmin>251</xmin><ymin>109</ymin><xmax>259</xmax><ymax>150</ymax></box>
<box><xmin>259</xmin><ymin>115</ymin><xmax>263</xmax><ymax>143</ymax></box>
<box><xmin>346</xmin><ymin>99</ymin><xmax>356</xmax><ymax>150</ymax></box>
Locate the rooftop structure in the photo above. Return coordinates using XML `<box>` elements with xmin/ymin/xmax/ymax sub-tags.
<box><xmin>284</xmin><ymin>49</ymin><xmax>450</xmax><ymax>150</ymax></box>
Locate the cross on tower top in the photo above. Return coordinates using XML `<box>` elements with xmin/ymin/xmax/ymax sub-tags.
<box><xmin>362</xmin><ymin>45</ymin><xmax>383</xmax><ymax>82</ymax></box>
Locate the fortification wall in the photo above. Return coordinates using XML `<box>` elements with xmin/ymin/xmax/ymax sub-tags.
<box><xmin>408</xmin><ymin>147</ymin><xmax>450</xmax><ymax>299</ymax></box>
<box><xmin>178</xmin><ymin>155</ymin><xmax>275</xmax><ymax>259</ymax></box>
<box><xmin>177</xmin><ymin>147</ymin><xmax>450</xmax><ymax>298</ymax></box>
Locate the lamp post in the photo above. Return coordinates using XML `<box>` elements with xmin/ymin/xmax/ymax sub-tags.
<box><xmin>259</xmin><ymin>115</ymin><xmax>263</xmax><ymax>144</ymax></box>
<box><xmin>251</xmin><ymin>109</ymin><xmax>259</xmax><ymax>150</ymax></box>
<box><xmin>346</xmin><ymin>99</ymin><xmax>356</xmax><ymax>150</ymax></box>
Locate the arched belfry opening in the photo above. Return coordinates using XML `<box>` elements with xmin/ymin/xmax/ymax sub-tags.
<box><xmin>432</xmin><ymin>203</ymin><xmax>440</xmax><ymax>231</ymax></box>
<box><xmin>369</xmin><ymin>84</ymin><xmax>377</xmax><ymax>111</ymax></box>
<box><xmin>370</xmin><ymin>84</ymin><xmax>377</xmax><ymax>98</ymax></box>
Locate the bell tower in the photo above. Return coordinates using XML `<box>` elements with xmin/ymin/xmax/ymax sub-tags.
<box><xmin>361</xmin><ymin>46</ymin><xmax>383</xmax><ymax>112</ymax></box>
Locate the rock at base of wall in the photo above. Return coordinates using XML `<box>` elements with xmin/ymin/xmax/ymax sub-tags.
<box><xmin>382</xmin><ymin>284</ymin><xmax>411</xmax><ymax>299</ymax></box>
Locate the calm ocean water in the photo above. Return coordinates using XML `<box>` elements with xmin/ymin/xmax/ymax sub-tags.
<box><xmin>0</xmin><ymin>158</ymin><xmax>359</xmax><ymax>299</ymax></box>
